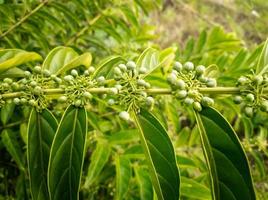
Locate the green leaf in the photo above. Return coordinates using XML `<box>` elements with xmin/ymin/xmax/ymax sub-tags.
<box><xmin>0</xmin><ymin>67</ymin><xmax>25</xmax><ymax>78</ymax></box>
<box><xmin>0</xmin><ymin>49</ymin><xmax>42</xmax><ymax>73</ymax></box>
<box><xmin>48</xmin><ymin>106</ymin><xmax>87</xmax><ymax>200</ymax></box>
<box><xmin>194</xmin><ymin>107</ymin><xmax>256</xmax><ymax>200</ymax></box>
<box><xmin>55</xmin><ymin>52</ymin><xmax>92</xmax><ymax>75</ymax></box>
<box><xmin>1</xmin><ymin>129</ymin><xmax>25</xmax><ymax>171</ymax></box>
<box><xmin>42</xmin><ymin>47</ymin><xmax>92</xmax><ymax>75</ymax></box>
<box><xmin>84</xmin><ymin>139</ymin><xmax>111</xmax><ymax>188</ymax></box>
<box><xmin>135</xmin><ymin>167</ymin><xmax>153</xmax><ymax>200</ymax></box>
<box><xmin>1</xmin><ymin>102</ymin><xmax>15</xmax><ymax>125</ymax></box>
<box><xmin>27</xmin><ymin>109</ymin><xmax>58</xmax><ymax>200</ymax></box>
<box><xmin>115</xmin><ymin>155</ymin><xmax>132</xmax><ymax>200</ymax></box>
<box><xmin>257</xmin><ymin>38</ymin><xmax>268</xmax><ymax>74</ymax></box>
<box><xmin>134</xmin><ymin>108</ymin><xmax>180</xmax><ymax>200</ymax></box>
<box><xmin>180</xmin><ymin>177</ymin><xmax>211</xmax><ymax>200</ymax></box>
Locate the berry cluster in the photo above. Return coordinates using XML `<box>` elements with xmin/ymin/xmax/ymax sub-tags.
<box><xmin>234</xmin><ymin>73</ymin><xmax>268</xmax><ymax>117</ymax></box>
<box><xmin>110</xmin><ymin>61</ymin><xmax>154</xmax><ymax>121</ymax></box>
<box><xmin>167</xmin><ymin>61</ymin><xmax>215</xmax><ymax>111</ymax></box>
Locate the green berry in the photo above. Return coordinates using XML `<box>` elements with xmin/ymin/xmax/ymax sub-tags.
<box><xmin>114</xmin><ymin>67</ymin><xmax>122</xmax><ymax>76</ymax></box>
<box><xmin>238</xmin><ymin>76</ymin><xmax>247</xmax><ymax>85</ymax></box>
<box><xmin>24</xmin><ymin>71</ymin><xmax>31</xmax><ymax>77</ymax></box>
<box><xmin>193</xmin><ymin>101</ymin><xmax>202</xmax><ymax>111</ymax></box>
<box><xmin>245</xmin><ymin>106</ymin><xmax>253</xmax><ymax>118</ymax></box>
<box><xmin>184</xmin><ymin>97</ymin><xmax>194</xmax><ymax>105</ymax></box>
<box><xmin>146</xmin><ymin>96</ymin><xmax>154</xmax><ymax>106</ymax></box>
<box><xmin>183</xmin><ymin>62</ymin><xmax>194</xmax><ymax>71</ymax></box>
<box><xmin>233</xmin><ymin>96</ymin><xmax>242</xmax><ymax>104</ymax></box>
<box><xmin>260</xmin><ymin>101</ymin><xmax>268</xmax><ymax>112</ymax></box>
<box><xmin>64</xmin><ymin>75</ymin><xmax>74</xmax><ymax>82</ymax></box>
<box><xmin>83</xmin><ymin>92</ymin><xmax>92</xmax><ymax>99</ymax></box>
<box><xmin>176</xmin><ymin>90</ymin><xmax>187</xmax><ymax>99</ymax></box>
<box><xmin>4</xmin><ymin>78</ymin><xmax>12</xmax><ymax>84</ymax></box>
<box><xmin>252</xmin><ymin>75</ymin><xmax>263</xmax><ymax>85</ymax></box>
<box><xmin>30</xmin><ymin>81</ymin><xmax>37</xmax><ymax>87</ymax></box>
<box><xmin>119</xmin><ymin>111</ymin><xmax>130</xmax><ymax>121</ymax></box>
<box><xmin>108</xmin><ymin>99</ymin><xmax>115</xmax><ymax>106</ymax></box>
<box><xmin>13</xmin><ymin>98</ymin><xmax>20</xmax><ymax>105</ymax></box>
<box><xmin>20</xmin><ymin>98</ymin><xmax>27</xmax><ymax>104</ymax></box>
<box><xmin>195</xmin><ymin>65</ymin><xmax>206</xmax><ymax>75</ymax></box>
<box><xmin>126</xmin><ymin>61</ymin><xmax>136</xmax><ymax>70</ymax></box>
<box><xmin>71</xmin><ymin>69</ymin><xmax>78</xmax><ymax>77</ymax></box>
<box><xmin>58</xmin><ymin>96</ymin><xmax>67</xmax><ymax>103</ymax></box>
<box><xmin>29</xmin><ymin>99</ymin><xmax>37</xmax><ymax>106</ymax></box>
<box><xmin>118</xmin><ymin>64</ymin><xmax>127</xmax><ymax>72</ymax></box>
<box><xmin>33</xmin><ymin>86</ymin><xmax>42</xmax><ymax>95</ymax></box>
<box><xmin>88</xmin><ymin>66</ymin><xmax>95</xmax><ymax>74</ymax></box>
<box><xmin>201</xmin><ymin>97</ymin><xmax>214</xmax><ymax>107</ymax></box>
<box><xmin>174</xmin><ymin>79</ymin><xmax>186</xmax><ymax>89</ymax></box>
<box><xmin>173</xmin><ymin>61</ymin><xmax>183</xmax><ymax>71</ymax></box>
<box><xmin>11</xmin><ymin>82</ymin><xmax>20</xmax><ymax>91</ymax></box>
<box><xmin>206</xmin><ymin>78</ymin><xmax>217</xmax><ymax>87</ymax></box>
<box><xmin>43</xmin><ymin>69</ymin><xmax>51</xmax><ymax>77</ymax></box>
<box><xmin>246</xmin><ymin>93</ymin><xmax>255</xmax><ymax>103</ymax></box>
<box><xmin>33</xmin><ymin>66</ymin><xmax>42</xmax><ymax>73</ymax></box>
<box><xmin>74</xmin><ymin>99</ymin><xmax>82</xmax><ymax>107</ymax></box>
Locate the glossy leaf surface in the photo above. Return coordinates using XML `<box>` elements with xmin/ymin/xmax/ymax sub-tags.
<box><xmin>48</xmin><ymin>106</ymin><xmax>87</xmax><ymax>200</ymax></box>
<box><xmin>134</xmin><ymin>108</ymin><xmax>180</xmax><ymax>200</ymax></box>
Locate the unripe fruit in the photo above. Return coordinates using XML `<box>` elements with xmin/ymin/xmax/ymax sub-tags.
<box><xmin>118</xmin><ymin>64</ymin><xmax>127</xmax><ymax>72</ymax></box>
<box><xmin>201</xmin><ymin>96</ymin><xmax>214</xmax><ymax>107</ymax></box>
<box><xmin>126</xmin><ymin>61</ymin><xmax>136</xmax><ymax>70</ymax></box>
<box><xmin>233</xmin><ymin>96</ymin><xmax>242</xmax><ymax>104</ymax></box>
<box><xmin>58</xmin><ymin>96</ymin><xmax>67</xmax><ymax>103</ymax></box>
<box><xmin>184</xmin><ymin>97</ymin><xmax>194</xmax><ymax>105</ymax></box>
<box><xmin>11</xmin><ymin>82</ymin><xmax>20</xmax><ymax>91</ymax></box>
<box><xmin>24</xmin><ymin>71</ymin><xmax>31</xmax><ymax>77</ymax></box>
<box><xmin>33</xmin><ymin>86</ymin><xmax>42</xmax><ymax>95</ymax></box>
<box><xmin>33</xmin><ymin>66</ymin><xmax>42</xmax><ymax>73</ymax></box>
<box><xmin>139</xmin><ymin>67</ymin><xmax>147</xmax><ymax>74</ymax></box>
<box><xmin>173</xmin><ymin>61</ymin><xmax>183</xmax><ymax>71</ymax></box>
<box><xmin>245</xmin><ymin>106</ymin><xmax>253</xmax><ymax>118</ymax></box>
<box><xmin>83</xmin><ymin>92</ymin><xmax>92</xmax><ymax>99</ymax></box>
<box><xmin>43</xmin><ymin>69</ymin><xmax>51</xmax><ymax>77</ymax></box>
<box><xmin>20</xmin><ymin>98</ymin><xmax>27</xmax><ymax>104</ymax></box>
<box><xmin>29</xmin><ymin>99</ymin><xmax>37</xmax><ymax>106</ymax></box>
<box><xmin>188</xmin><ymin>90</ymin><xmax>199</xmax><ymax>98</ymax></box>
<box><xmin>13</xmin><ymin>98</ymin><xmax>20</xmax><ymax>105</ymax></box>
<box><xmin>108</xmin><ymin>88</ymin><xmax>118</xmax><ymax>95</ymax></box>
<box><xmin>252</xmin><ymin>75</ymin><xmax>263</xmax><ymax>85</ymax></box>
<box><xmin>97</xmin><ymin>76</ymin><xmax>105</xmax><ymax>84</ymax></box>
<box><xmin>183</xmin><ymin>61</ymin><xmax>194</xmax><ymax>71</ymax></box>
<box><xmin>108</xmin><ymin>99</ymin><xmax>115</xmax><ymax>106</ymax></box>
<box><xmin>88</xmin><ymin>66</ymin><xmax>95</xmax><ymax>74</ymax></box>
<box><xmin>119</xmin><ymin>111</ymin><xmax>130</xmax><ymax>121</ymax></box>
<box><xmin>195</xmin><ymin>65</ymin><xmax>206</xmax><ymax>75</ymax></box>
<box><xmin>74</xmin><ymin>99</ymin><xmax>82</xmax><ymax>107</ymax></box>
<box><xmin>246</xmin><ymin>93</ymin><xmax>255</xmax><ymax>103</ymax></box>
<box><xmin>238</xmin><ymin>76</ymin><xmax>247</xmax><ymax>85</ymax></box>
<box><xmin>137</xmin><ymin>79</ymin><xmax>146</xmax><ymax>87</ymax></box>
<box><xmin>4</xmin><ymin>78</ymin><xmax>12</xmax><ymax>84</ymax></box>
<box><xmin>206</xmin><ymin>78</ymin><xmax>217</xmax><ymax>87</ymax></box>
<box><xmin>176</xmin><ymin>90</ymin><xmax>187</xmax><ymax>99</ymax></box>
<box><xmin>174</xmin><ymin>79</ymin><xmax>186</xmax><ymax>89</ymax></box>
<box><xmin>114</xmin><ymin>67</ymin><xmax>122</xmax><ymax>76</ymax></box>
<box><xmin>260</xmin><ymin>101</ymin><xmax>268</xmax><ymax>112</ymax></box>
<box><xmin>30</xmin><ymin>81</ymin><xmax>37</xmax><ymax>87</ymax></box>
<box><xmin>193</xmin><ymin>101</ymin><xmax>202</xmax><ymax>111</ymax></box>
<box><xmin>64</xmin><ymin>75</ymin><xmax>74</xmax><ymax>82</ymax></box>
<box><xmin>71</xmin><ymin>69</ymin><xmax>78</xmax><ymax>77</ymax></box>
<box><xmin>146</xmin><ymin>96</ymin><xmax>154</xmax><ymax>106</ymax></box>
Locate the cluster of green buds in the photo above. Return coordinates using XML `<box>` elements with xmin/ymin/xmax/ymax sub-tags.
<box><xmin>1</xmin><ymin>66</ymin><xmax>61</xmax><ymax>110</ymax></box>
<box><xmin>109</xmin><ymin>61</ymin><xmax>154</xmax><ymax>121</ymax></box>
<box><xmin>167</xmin><ymin>61</ymin><xmax>215</xmax><ymax>112</ymax></box>
<box><xmin>234</xmin><ymin>73</ymin><xmax>268</xmax><ymax>117</ymax></box>
<box><xmin>59</xmin><ymin>67</ymin><xmax>97</xmax><ymax>107</ymax></box>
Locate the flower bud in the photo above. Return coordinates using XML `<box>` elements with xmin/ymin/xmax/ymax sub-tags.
<box><xmin>173</xmin><ymin>61</ymin><xmax>183</xmax><ymax>72</ymax></box>
<box><xmin>183</xmin><ymin>61</ymin><xmax>194</xmax><ymax>71</ymax></box>
<box><xmin>119</xmin><ymin>64</ymin><xmax>127</xmax><ymax>72</ymax></box>
<box><xmin>195</xmin><ymin>65</ymin><xmax>205</xmax><ymax>75</ymax></box>
<box><xmin>126</xmin><ymin>61</ymin><xmax>136</xmax><ymax>70</ymax></box>
<box><xmin>233</xmin><ymin>96</ymin><xmax>242</xmax><ymax>104</ymax></box>
<box><xmin>119</xmin><ymin>111</ymin><xmax>130</xmax><ymax>121</ymax></box>
<box><xmin>193</xmin><ymin>101</ymin><xmax>202</xmax><ymax>111</ymax></box>
<box><xmin>71</xmin><ymin>69</ymin><xmax>78</xmax><ymax>77</ymax></box>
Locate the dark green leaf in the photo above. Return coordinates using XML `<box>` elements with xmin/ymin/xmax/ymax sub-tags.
<box><xmin>48</xmin><ymin>106</ymin><xmax>87</xmax><ymax>200</ymax></box>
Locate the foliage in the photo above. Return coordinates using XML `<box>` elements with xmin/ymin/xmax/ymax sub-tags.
<box><xmin>0</xmin><ymin>0</ymin><xmax>268</xmax><ymax>200</ymax></box>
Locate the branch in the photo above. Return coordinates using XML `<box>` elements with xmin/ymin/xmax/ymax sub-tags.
<box><xmin>0</xmin><ymin>0</ymin><xmax>49</xmax><ymax>39</ymax></box>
